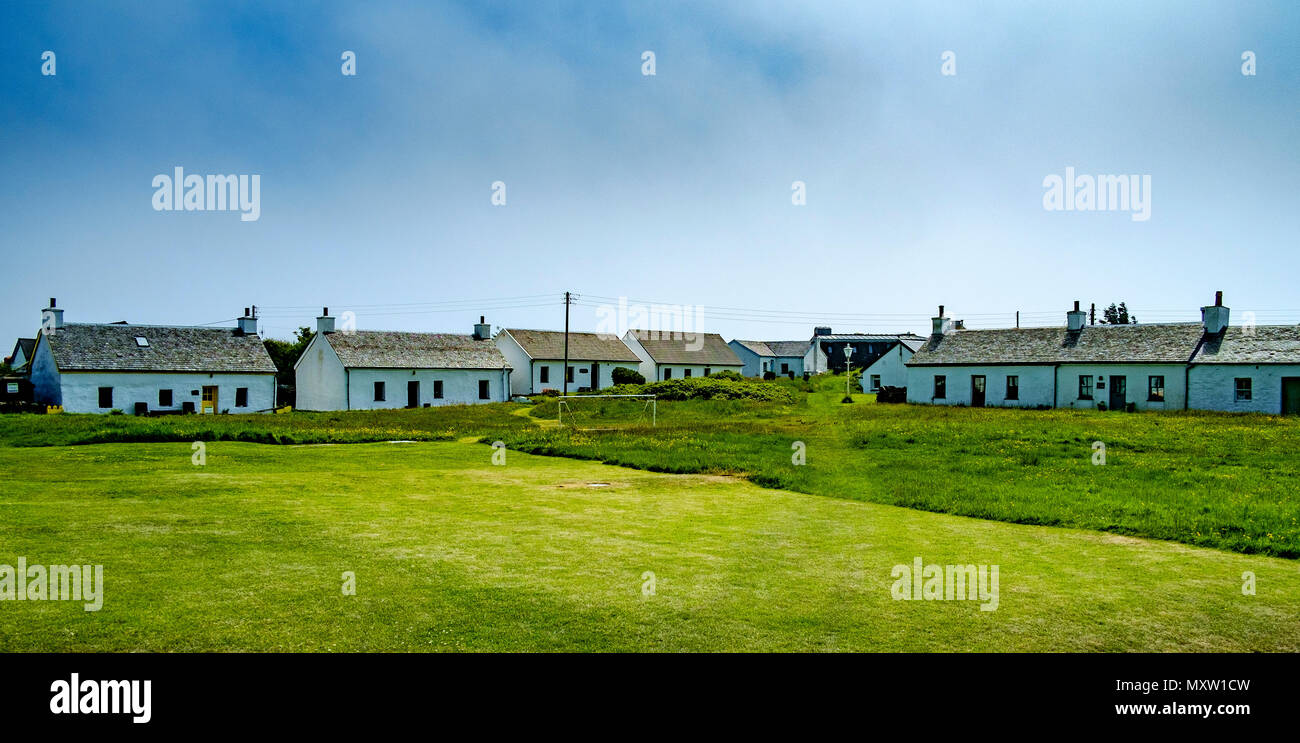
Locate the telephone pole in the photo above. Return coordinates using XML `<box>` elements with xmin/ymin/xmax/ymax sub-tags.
<box><xmin>563</xmin><ymin>291</ymin><xmax>571</xmax><ymax>396</ymax></box>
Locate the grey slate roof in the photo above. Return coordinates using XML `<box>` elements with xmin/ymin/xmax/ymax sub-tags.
<box><xmin>907</xmin><ymin>323</ymin><xmax>1207</xmax><ymax>366</ymax></box>
<box><xmin>503</xmin><ymin>329</ymin><xmax>639</xmax><ymax>362</ymax></box>
<box><xmin>10</xmin><ymin>338</ymin><xmax>35</xmax><ymax>362</ymax></box>
<box><xmin>628</xmin><ymin>330</ymin><xmax>744</xmax><ymax>366</ymax></box>
<box><xmin>1192</xmin><ymin>325</ymin><xmax>1300</xmax><ymax>364</ymax></box>
<box><xmin>766</xmin><ymin>341</ymin><xmax>810</xmax><ymax>357</ymax></box>
<box><xmin>731</xmin><ymin>340</ymin><xmax>776</xmax><ymax>357</ymax></box>
<box><xmin>44</xmin><ymin>324</ymin><xmax>277</xmax><ymax>373</ymax></box>
<box><xmin>899</xmin><ymin>337</ymin><xmax>925</xmax><ymax>353</ymax></box>
<box><xmin>327</xmin><ymin>330</ymin><xmax>509</xmax><ymax>369</ymax></box>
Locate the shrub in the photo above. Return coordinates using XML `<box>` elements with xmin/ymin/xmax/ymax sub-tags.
<box><xmin>709</xmin><ymin>370</ymin><xmax>745</xmax><ymax>382</ymax></box>
<box><xmin>605</xmin><ymin>377</ymin><xmax>795</xmax><ymax>403</ymax></box>
<box><xmin>611</xmin><ymin>367</ymin><xmax>646</xmax><ymax>385</ymax></box>
<box><xmin>762</xmin><ymin>371</ymin><xmax>776</xmax><ymax>381</ymax></box>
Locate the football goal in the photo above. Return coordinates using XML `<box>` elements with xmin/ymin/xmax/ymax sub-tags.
<box><xmin>555</xmin><ymin>394</ymin><xmax>657</xmax><ymax>429</ymax></box>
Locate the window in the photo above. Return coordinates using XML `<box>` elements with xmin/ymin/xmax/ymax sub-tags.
<box><xmin>566</xmin><ymin>366</ymin><xmax>575</xmax><ymax>383</ymax></box>
<box><xmin>933</xmin><ymin>375</ymin><xmax>946</xmax><ymax>399</ymax></box>
<box><xmin>478</xmin><ymin>380</ymin><xmax>490</xmax><ymax>400</ymax></box>
<box><xmin>98</xmin><ymin>387</ymin><xmax>113</xmax><ymax>408</ymax></box>
<box><xmin>1147</xmin><ymin>376</ymin><xmax>1165</xmax><ymax>402</ymax></box>
<box><xmin>374</xmin><ymin>381</ymin><xmax>386</xmax><ymax>401</ymax></box>
<box><xmin>684</xmin><ymin>368</ymin><xmax>692</xmax><ymax>377</ymax></box>
<box><xmin>134</xmin><ymin>336</ymin><xmax>148</xmax><ymax>347</ymax></box>
<box><xmin>664</xmin><ymin>368</ymin><xmax>672</xmax><ymax>380</ymax></box>
<box><xmin>434</xmin><ymin>380</ymin><xmax>444</xmax><ymax>399</ymax></box>
<box><xmin>235</xmin><ymin>387</ymin><xmax>248</xmax><ymax>407</ymax></box>
<box><xmin>870</xmin><ymin>374</ymin><xmax>881</xmax><ymax>391</ymax></box>
<box><xmin>6</xmin><ymin>382</ymin><xmax>18</xmax><ymax>394</ymax></box>
<box><xmin>539</xmin><ymin>366</ymin><xmax>549</xmax><ymax>383</ymax></box>
<box><xmin>1235</xmin><ymin>378</ymin><xmax>1252</xmax><ymax>402</ymax></box>
<box><xmin>781</xmin><ymin>363</ymin><xmax>790</xmax><ymax>374</ymax></box>
<box><xmin>159</xmin><ymin>389</ymin><xmax>173</xmax><ymax>407</ymax></box>
<box><xmin>704</xmin><ymin>367</ymin><xmax>711</xmax><ymax>376</ymax></box>
<box><xmin>1078</xmin><ymin>375</ymin><xmax>1093</xmax><ymax>400</ymax></box>
<box><xmin>1006</xmin><ymin>375</ymin><xmax>1019</xmax><ymax>400</ymax></box>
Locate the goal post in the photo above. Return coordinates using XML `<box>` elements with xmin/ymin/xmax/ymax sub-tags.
<box><xmin>555</xmin><ymin>394</ymin><xmax>657</xmax><ymax>429</ymax></box>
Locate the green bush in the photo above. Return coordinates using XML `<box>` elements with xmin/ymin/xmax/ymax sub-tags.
<box><xmin>611</xmin><ymin>367</ymin><xmax>646</xmax><ymax>385</ymax></box>
<box><xmin>603</xmin><ymin>377</ymin><xmax>795</xmax><ymax>403</ymax></box>
<box><xmin>709</xmin><ymin>370</ymin><xmax>745</xmax><ymax>382</ymax></box>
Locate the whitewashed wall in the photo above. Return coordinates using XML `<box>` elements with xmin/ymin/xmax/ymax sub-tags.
<box><xmin>727</xmin><ymin>342</ymin><xmax>769</xmax><ymax>377</ymax></box>
<box><xmin>527</xmin><ymin>360</ymin><xmax>639</xmax><ymax>392</ymax></box>
<box><xmin>861</xmin><ymin>344</ymin><xmax>913</xmax><ymax>391</ymax></box>
<box><xmin>652</xmin><ymin>364</ymin><xmax>743</xmax><ymax>380</ymax></box>
<box><xmin>344</xmin><ymin>367</ymin><xmax>510</xmax><ymax>409</ymax></box>
<box><xmin>294</xmin><ymin>333</ymin><xmax>348</xmax><ymax>411</ymax></box>
<box><xmin>30</xmin><ymin>335</ymin><xmax>60</xmax><ymax>405</ymax></box>
<box><xmin>1189</xmin><ymin>364</ymin><xmax>1300</xmax><ymax>414</ymax></box>
<box><xmin>906</xmin><ymin>364</ymin><xmax>1056</xmax><ymax>408</ymax></box>
<box><xmin>55</xmin><ymin>371</ymin><xmax>274</xmax><ymax>413</ymax></box>
<box><xmin>1054</xmin><ymin>364</ymin><xmax>1186</xmax><ymax>411</ymax></box>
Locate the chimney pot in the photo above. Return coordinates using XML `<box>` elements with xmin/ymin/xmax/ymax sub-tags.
<box><xmin>316</xmin><ymin>307</ymin><xmax>336</xmax><ymax>334</ymax></box>
<box><xmin>1073</xmin><ymin>300</ymin><xmax>1080</xmax><ymax>311</ymax></box>
<box><xmin>1215</xmin><ymin>290</ymin><xmax>1223</xmax><ymax>307</ymax></box>
<box><xmin>50</xmin><ymin>298</ymin><xmax>56</xmax><ymax>308</ymax></box>
<box><xmin>1067</xmin><ymin>301</ymin><xmax>1087</xmax><ymax>331</ymax></box>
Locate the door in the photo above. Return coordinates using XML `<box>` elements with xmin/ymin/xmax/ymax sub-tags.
<box><xmin>1283</xmin><ymin>378</ymin><xmax>1300</xmax><ymax>415</ymax></box>
<box><xmin>1109</xmin><ymin>376</ymin><xmax>1126</xmax><ymax>410</ymax></box>
<box><xmin>407</xmin><ymin>380</ymin><xmax>419</xmax><ymax>408</ymax></box>
<box><xmin>971</xmin><ymin>375</ymin><xmax>986</xmax><ymax>407</ymax></box>
<box><xmin>590</xmin><ymin>362</ymin><xmax>599</xmax><ymax>390</ymax></box>
<box><xmin>201</xmin><ymin>385</ymin><xmax>218</xmax><ymax>415</ymax></box>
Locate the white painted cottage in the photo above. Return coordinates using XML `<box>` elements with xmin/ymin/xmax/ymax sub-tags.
<box><xmin>294</xmin><ymin>310</ymin><xmax>511</xmax><ymax>410</ymax></box>
<box><xmin>906</xmin><ymin>294</ymin><xmax>1300</xmax><ymax>414</ymax></box>
<box><xmin>29</xmin><ymin>299</ymin><xmax>277</xmax><ymax>414</ymax></box>
<box><xmin>622</xmin><ymin>329</ymin><xmax>744</xmax><ymax>381</ymax></box>
<box><xmin>860</xmin><ymin>337</ymin><xmax>924</xmax><ymax>392</ymax></box>
<box><xmin>728</xmin><ymin>340</ymin><xmax>809</xmax><ymax>377</ymax></box>
<box><xmin>495</xmin><ymin>328</ymin><xmax>641</xmax><ymax>395</ymax></box>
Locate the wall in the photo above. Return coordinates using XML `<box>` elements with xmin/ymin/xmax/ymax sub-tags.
<box><xmin>906</xmin><ymin>364</ymin><xmax>1056</xmax><ymax>408</ymax></box>
<box><xmin>345</xmin><ymin>367</ymin><xmax>510</xmax><ymax>409</ymax></box>
<box><xmin>56</xmin><ymin>371</ymin><xmax>275</xmax><ymax>414</ymax></box>
<box><xmin>653</xmin><ymin>364</ymin><xmax>743</xmax><ymax>380</ymax></box>
<box><xmin>1054</xmin><ymin>364</ymin><xmax>1187</xmax><ymax>411</ymax></box>
<box><xmin>294</xmin><ymin>333</ymin><xmax>348</xmax><ymax>411</ymax></box>
<box><xmin>727</xmin><ymin>342</ymin><xmax>769</xmax><ymax>377</ymax></box>
<box><xmin>861</xmin><ymin>344</ymin><xmax>913</xmax><ymax>391</ymax></box>
<box><xmin>1189</xmin><ymin>364</ymin><xmax>1300</xmax><ymax>414</ymax></box>
<box><xmin>30</xmin><ymin>335</ymin><xmax>61</xmax><ymax>405</ymax></box>
<box><xmin>528</xmin><ymin>359</ymin><xmax>639</xmax><ymax>392</ymax></box>
<box><xmin>494</xmin><ymin>333</ymin><xmax>533</xmax><ymax>396</ymax></box>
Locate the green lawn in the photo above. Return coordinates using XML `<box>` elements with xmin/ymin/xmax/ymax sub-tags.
<box><xmin>1</xmin><ymin>441</ymin><xmax>1296</xmax><ymax>652</ymax></box>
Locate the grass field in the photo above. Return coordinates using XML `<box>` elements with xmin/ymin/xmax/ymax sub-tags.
<box><xmin>2</xmin><ymin>440</ymin><xmax>1297</xmax><ymax>652</ymax></box>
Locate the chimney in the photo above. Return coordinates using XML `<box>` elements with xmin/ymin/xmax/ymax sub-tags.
<box><xmin>473</xmin><ymin>315</ymin><xmax>492</xmax><ymax>340</ymax></box>
<box><xmin>813</xmin><ymin>326</ymin><xmax>832</xmax><ymax>337</ymax></box>
<box><xmin>931</xmin><ymin>305</ymin><xmax>948</xmax><ymax>335</ymax></box>
<box><xmin>236</xmin><ymin>306</ymin><xmax>257</xmax><ymax>334</ymax></box>
<box><xmin>42</xmin><ymin>297</ymin><xmax>64</xmax><ymax>332</ymax></box>
<box><xmin>316</xmin><ymin>307</ymin><xmax>335</xmax><ymax>334</ymax></box>
<box><xmin>1067</xmin><ymin>300</ymin><xmax>1087</xmax><ymax>331</ymax></box>
<box><xmin>1201</xmin><ymin>290</ymin><xmax>1229</xmax><ymax>335</ymax></box>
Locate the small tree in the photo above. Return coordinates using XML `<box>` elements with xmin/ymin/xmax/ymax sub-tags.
<box><xmin>264</xmin><ymin>327</ymin><xmax>315</xmax><ymax>406</ymax></box>
<box><xmin>611</xmin><ymin>367</ymin><xmax>646</xmax><ymax>385</ymax></box>
<box><xmin>1101</xmin><ymin>302</ymin><xmax>1137</xmax><ymax>325</ymax></box>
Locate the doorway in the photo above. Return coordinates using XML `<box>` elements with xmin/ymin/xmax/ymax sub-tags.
<box><xmin>1283</xmin><ymin>378</ymin><xmax>1300</xmax><ymax>415</ymax></box>
<box><xmin>1109</xmin><ymin>376</ymin><xmax>1126</xmax><ymax>410</ymax></box>
<box><xmin>407</xmin><ymin>380</ymin><xmax>419</xmax><ymax>408</ymax></box>
<box><xmin>201</xmin><ymin>385</ymin><xmax>218</xmax><ymax>415</ymax></box>
<box><xmin>971</xmin><ymin>375</ymin><xmax>986</xmax><ymax>407</ymax></box>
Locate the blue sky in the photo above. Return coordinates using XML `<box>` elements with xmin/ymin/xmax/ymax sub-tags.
<box><xmin>2</xmin><ymin>1</ymin><xmax>1297</xmax><ymax>345</ymax></box>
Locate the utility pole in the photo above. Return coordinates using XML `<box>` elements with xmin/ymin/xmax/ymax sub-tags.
<box><xmin>563</xmin><ymin>291</ymin><xmax>571</xmax><ymax>397</ymax></box>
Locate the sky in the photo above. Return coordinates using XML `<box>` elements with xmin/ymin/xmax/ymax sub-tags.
<box><xmin>1</xmin><ymin>1</ymin><xmax>1297</xmax><ymax>345</ymax></box>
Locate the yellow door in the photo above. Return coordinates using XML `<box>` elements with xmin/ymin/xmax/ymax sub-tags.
<box><xmin>201</xmin><ymin>386</ymin><xmax>218</xmax><ymax>414</ymax></box>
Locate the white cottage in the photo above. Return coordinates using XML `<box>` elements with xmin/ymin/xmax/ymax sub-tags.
<box><xmin>495</xmin><ymin>328</ymin><xmax>641</xmax><ymax>395</ymax></box>
<box><xmin>728</xmin><ymin>340</ymin><xmax>809</xmax><ymax>378</ymax></box>
<box><xmin>905</xmin><ymin>294</ymin><xmax>1300</xmax><ymax>414</ymax></box>
<box><xmin>29</xmin><ymin>300</ymin><xmax>277</xmax><ymax>414</ymax></box>
<box><xmin>860</xmin><ymin>337</ymin><xmax>924</xmax><ymax>392</ymax></box>
<box><xmin>622</xmin><ymin>329</ymin><xmax>744</xmax><ymax>381</ymax></box>
<box><xmin>294</xmin><ymin>310</ymin><xmax>511</xmax><ymax>410</ymax></box>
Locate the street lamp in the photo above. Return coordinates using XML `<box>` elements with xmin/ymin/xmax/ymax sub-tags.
<box><xmin>843</xmin><ymin>346</ymin><xmax>854</xmax><ymax>400</ymax></box>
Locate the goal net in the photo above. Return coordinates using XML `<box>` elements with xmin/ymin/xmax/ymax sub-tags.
<box><xmin>555</xmin><ymin>394</ymin><xmax>657</xmax><ymax>430</ymax></box>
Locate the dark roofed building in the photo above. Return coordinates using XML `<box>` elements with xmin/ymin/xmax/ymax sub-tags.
<box><xmin>728</xmin><ymin>339</ymin><xmax>810</xmax><ymax>377</ymax></box>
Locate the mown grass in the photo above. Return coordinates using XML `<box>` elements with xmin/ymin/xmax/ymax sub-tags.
<box><xmin>1</xmin><ymin>441</ymin><xmax>1296</xmax><ymax>652</ymax></box>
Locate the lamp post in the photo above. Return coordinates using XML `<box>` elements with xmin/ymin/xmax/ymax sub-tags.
<box><xmin>844</xmin><ymin>346</ymin><xmax>854</xmax><ymax>400</ymax></box>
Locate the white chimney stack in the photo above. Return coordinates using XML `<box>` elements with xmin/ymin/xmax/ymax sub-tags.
<box><xmin>473</xmin><ymin>315</ymin><xmax>491</xmax><ymax>340</ymax></box>
<box><xmin>317</xmin><ymin>307</ymin><xmax>335</xmax><ymax>334</ymax></box>
<box><xmin>237</xmin><ymin>306</ymin><xmax>258</xmax><ymax>334</ymax></box>
<box><xmin>1201</xmin><ymin>290</ymin><xmax>1229</xmax><ymax>335</ymax></box>
<box><xmin>931</xmin><ymin>305</ymin><xmax>948</xmax><ymax>335</ymax></box>
<box><xmin>1067</xmin><ymin>300</ymin><xmax>1087</xmax><ymax>331</ymax></box>
<box><xmin>42</xmin><ymin>297</ymin><xmax>64</xmax><ymax>332</ymax></box>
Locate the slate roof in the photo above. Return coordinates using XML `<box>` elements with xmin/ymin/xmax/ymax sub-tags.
<box><xmin>766</xmin><ymin>341</ymin><xmax>810</xmax><ymax>357</ymax></box>
<box><xmin>503</xmin><ymin>329</ymin><xmax>639</xmax><ymax>362</ymax></box>
<box><xmin>9</xmin><ymin>338</ymin><xmax>35</xmax><ymax>363</ymax></box>
<box><xmin>731</xmin><ymin>340</ymin><xmax>775</xmax><ymax>357</ymax></box>
<box><xmin>899</xmin><ymin>337</ymin><xmax>926</xmax><ymax>353</ymax></box>
<box><xmin>1192</xmin><ymin>325</ymin><xmax>1300</xmax><ymax>364</ymax></box>
<box><xmin>628</xmin><ymin>330</ymin><xmax>743</xmax><ymax>366</ymax></box>
<box><xmin>907</xmin><ymin>323</ymin><xmax>1207</xmax><ymax>366</ymax></box>
<box><xmin>326</xmin><ymin>330</ymin><xmax>509</xmax><ymax>369</ymax></box>
<box><xmin>44</xmin><ymin>324</ymin><xmax>278</xmax><ymax>373</ymax></box>
<box><xmin>813</xmin><ymin>333</ymin><xmax>927</xmax><ymax>342</ymax></box>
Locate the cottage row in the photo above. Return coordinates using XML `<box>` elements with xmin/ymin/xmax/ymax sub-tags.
<box><xmin>8</xmin><ymin>300</ymin><xmax>922</xmax><ymax>413</ymax></box>
<box><xmin>7</xmin><ymin>293</ymin><xmax>1298</xmax><ymax>415</ymax></box>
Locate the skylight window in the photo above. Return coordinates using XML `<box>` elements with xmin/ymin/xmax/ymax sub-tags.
<box><xmin>135</xmin><ymin>336</ymin><xmax>149</xmax><ymax>347</ymax></box>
